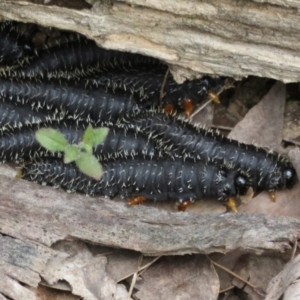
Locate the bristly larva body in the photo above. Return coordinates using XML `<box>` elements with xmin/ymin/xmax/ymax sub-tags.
<box><xmin>0</xmin><ymin>122</ymin><xmax>163</xmax><ymax>163</ymax></box>
<box><xmin>14</xmin><ymin>39</ymin><xmax>166</xmax><ymax>78</ymax></box>
<box><xmin>0</xmin><ymin>78</ymin><xmax>147</xmax><ymax>126</ymax></box>
<box><xmin>86</xmin><ymin>71</ymin><xmax>225</xmax><ymax>113</ymax></box>
<box><xmin>0</xmin><ymin>21</ymin><xmax>33</xmax><ymax>65</ymax></box>
<box><xmin>0</xmin><ymin>102</ymin><xmax>65</xmax><ymax>131</ymax></box>
<box><xmin>19</xmin><ymin>158</ymin><xmax>250</xmax><ymax>202</ymax></box>
<box><xmin>125</xmin><ymin>112</ymin><xmax>298</xmax><ymax>192</ymax></box>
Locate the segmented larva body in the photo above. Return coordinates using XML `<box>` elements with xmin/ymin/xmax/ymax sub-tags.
<box><xmin>0</xmin><ymin>122</ymin><xmax>85</xmax><ymax>162</ymax></box>
<box><xmin>87</xmin><ymin>72</ymin><xmax>225</xmax><ymax>111</ymax></box>
<box><xmin>0</xmin><ymin>102</ymin><xmax>65</xmax><ymax>131</ymax></box>
<box><xmin>126</xmin><ymin>112</ymin><xmax>298</xmax><ymax>192</ymax></box>
<box><xmin>0</xmin><ymin>21</ymin><xmax>33</xmax><ymax>65</ymax></box>
<box><xmin>19</xmin><ymin>158</ymin><xmax>250</xmax><ymax>202</ymax></box>
<box><xmin>0</xmin><ymin>78</ymin><xmax>146</xmax><ymax>125</ymax></box>
<box><xmin>14</xmin><ymin>39</ymin><xmax>165</xmax><ymax>78</ymax></box>
<box><xmin>0</xmin><ymin>122</ymin><xmax>163</xmax><ymax>163</ymax></box>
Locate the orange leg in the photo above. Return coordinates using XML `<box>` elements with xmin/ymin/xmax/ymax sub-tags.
<box><xmin>177</xmin><ymin>200</ymin><xmax>192</xmax><ymax>212</ymax></box>
<box><xmin>128</xmin><ymin>196</ymin><xmax>147</xmax><ymax>206</ymax></box>
<box><xmin>183</xmin><ymin>99</ymin><xmax>194</xmax><ymax>118</ymax></box>
<box><xmin>164</xmin><ymin>104</ymin><xmax>175</xmax><ymax>115</ymax></box>
<box><xmin>226</xmin><ymin>197</ymin><xmax>238</xmax><ymax>213</ymax></box>
<box><xmin>15</xmin><ymin>170</ymin><xmax>23</xmax><ymax>179</ymax></box>
<box><xmin>207</xmin><ymin>91</ymin><xmax>221</xmax><ymax>104</ymax></box>
<box><xmin>269</xmin><ymin>191</ymin><xmax>276</xmax><ymax>202</ymax></box>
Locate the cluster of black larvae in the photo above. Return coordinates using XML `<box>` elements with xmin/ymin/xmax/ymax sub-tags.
<box><xmin>0</xmin><ymin>20</ymin><xmax>297</xmax><ymax>211</ymax></box>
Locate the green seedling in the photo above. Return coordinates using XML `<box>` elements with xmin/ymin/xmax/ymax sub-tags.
<box><xmin>35</xmin><ymin>125</ymin><xmax>109</xmax><ymax>180</ymax></box>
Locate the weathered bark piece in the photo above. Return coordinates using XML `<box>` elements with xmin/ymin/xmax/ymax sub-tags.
<box><xmin>0</xmin><ymin>234</ymin><xmax>62</xmax><ymax>300</ymax></box>
<box><xmin>0</xmin><ymin>168</ymin><xmax>299</xmax><ymax>256</ymax></box>
<box><xmin>0</xmin><ymin>1</ymin><xmax>300</xmax><ymax>82</ymax></box>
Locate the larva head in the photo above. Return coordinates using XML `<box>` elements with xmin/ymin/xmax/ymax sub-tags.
<box><xmin>283</xmin><ymin>165</ymin><xmax>298</xmax><ymax>189</ymax></box>
<box><xmin>214</xmin><ymin>165</ymin><xmax>250</xmax><ymax>201</ymax></box>
<box><xmin>267</xmin><ymin>162</ymin><xmax>298</xmax><ymax>190</ymax></box>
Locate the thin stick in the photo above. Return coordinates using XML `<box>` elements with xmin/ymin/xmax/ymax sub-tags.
<box><xmin>210</xmin><ymin>259</ymin><xmax>257</xmax><ymax>289</ymax></box>
<box><xmin>160</xmin><ymin>68</ymin><xmax>170</xmax><ymax>102</ymax></box>
<box><xmin>127</xmin><ymin>254</ymin><xmax>143</xmax><ymax>300</ymax></box>
<box><xmin>291</xmin><ymin>239</ymin><xmax>298</xmax><ymax>260</ymax></box>
<box><xmin>283</xmin><ymin>138</ymin><xmax>300</xmax><ymax>147</ymax></box>
<box><xmin>210</xmin><ymin>125</ymin><xmax>234</xmax><ymax>131</ymax></box>
<box><xmin>219</xmin><ymin>286</ymin><xmax>235</xmax><ymax>294</ymax></box>
<box><xmin>190</xmin><ymin>98</ymin><xmax>213</xmax><ymax>118</ymax></box>
<box><xmin>117</xmin><ymin>256</ymin><xmax>161</xmax><ymax>283</ymax></box>
<box><xmin>138</xmin><ymin>256</ymin><xmax>161</xmax><ymax>276</ymax></box>
<box><xmin>191</xmin><ymin>77</ymin><xmax>235</xmax><ymax>118</ymax></box>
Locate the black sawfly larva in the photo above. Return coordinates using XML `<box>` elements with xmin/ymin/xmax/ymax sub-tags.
<box><xmin>0</xmin><ymin>122</ymin><xmax>164</xmax><ymax>163</ymax></box>
<box><xmin>13</xmin><ymin>39</ymin><xmax>166</xmax><ymax>78</ymax></box>
<box><xmin>0</xmin><ymin>21</ymin><xmax>33</xmax><ymax>65</ymax></box>
<box><xmin>0</xmin><ymin>102</ymin><xmax>65</xmax><ymax>131</ymax></box>
<box><xmin>18</xmin><ymin>158</ymin><xmax>250</xmax><ymax>205</ymax></box>
<box><xmin>86</xmin><ymin>72</ymin><xmax>225</xmax><ymax>116</ymax></box>
<box><xmin>0</xmin><ymin>78</ymin><xmax>149</xmax><ymax>126</ymax></box>
<box><xmin>124</xmin><ymin>111</ymin><xmax>298</xmax><ymax>194</ymax></box>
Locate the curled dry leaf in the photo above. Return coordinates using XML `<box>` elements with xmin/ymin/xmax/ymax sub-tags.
<box><xmin>266</xmin><ymin>254</ymin><xmax>300</xmax><ymax>300</ymax></box>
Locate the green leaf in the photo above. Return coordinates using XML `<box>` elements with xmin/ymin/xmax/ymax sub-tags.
<box><xmin>36</xmin><ymin>128</ymin><xmax>68</xmax><ymax>152</ymax></box>
<box><xmin>92</xmin><ymin>127</ymin><xmax>109</xmax><ymax>146</ymax></box>
<box><xmin>82</xmin><ymin>125</ymin><xmax>109</xmax><ymax>147</ymax></box>
<box><xmin>76</xmin><ymin>152</ymin><xmax>103</xmax><ymax>180</ymax></box>
<box><xmin>82</xmin><ymin>124</ymin><xmax>94</xmax><ymax>145</ymax></box>
<box><xmin>64</xmin><ymin>145</ymin><xmax>80</xmax><ymax>163</ymax></box>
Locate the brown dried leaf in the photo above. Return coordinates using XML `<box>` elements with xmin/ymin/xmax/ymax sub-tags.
<box><xmin>42</xmin><ymin>241</ymin><xmax>128</xmax><ymax>300</ymax></box>
<box><xmin>266</xmin><ymin>254</ymin><xmax>300</xmax><ymax>300</ymax></box>
<box><xmin>34</xmin><ymin>285</ymin><xmax>80</xmax><ymax>300</ymax></box>
<box><xmin>213</xmin><ymin>250</ymin><xmax>247</xmax><ymax>291</ymax></box>
<box><xmin>134</xmin><ymin>255</ymin><xmax>219</xmax><ymax>300</ymax></box>
<box><xmin>283</xmin><ymin>101</ymin><xmax>300</xmax><ymax>140</ymax></box>
<box><xmin>232</xmin><ymin>254</ymin><xmax>289</xmax><ymax>300</ymax></box>
<box><xmin>228</xmin><ymin>81</ymin><xmax>285</xmax><ymax>150</ymax></box>
<box><xmin>105</xmin><ymin>249</ymin><xmax>154</xmax><ymax>282</ymax></box>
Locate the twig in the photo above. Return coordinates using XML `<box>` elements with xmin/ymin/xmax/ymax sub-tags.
<box><xmin>159</xmin><ymin>68</ymin><xmax>170</xmax><ymax>103</ymax></box>
<box><xmin>210</xmin><ymin>259</ymin><xmax>257</xmax><ymax>289</ymax></box>
<box><xmin>219</xmin><ymin>286</ymin><xmax>235</xmax><ymax>294</ymax></box>
<box><xmin>190</xmin><ymin>98</ymin><xmax>213</xmax><ymax>118</ymax></box>
<box><xmin>291</xmin><ymin>239</ymin><xmax>298</xmax><ymax>260</ymax></box>
<box><xmin>210</xmin><ymin>125</ymin><xmax>234</xmax><ymax>131</ymax></box>
<box><xmin>127</xmin><ymin>254</ymin><xmax>143</xmax><ymax>300</ymax></box>
<box><xmin>283</xmin><ymin>138</ymin><xmax>300</xmax><ymax>147</ymax></box>
<box><xmin>191</xmin><ymin>77</ymin><xmax>235</xmax><ymax>118</ymax></box>
<box><xmin>117</xmin><ymin>256</ymin><xmax>161</xmax><ymax>283</ymax></box>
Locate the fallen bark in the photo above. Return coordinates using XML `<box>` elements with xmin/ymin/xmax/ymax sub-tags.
<box><xmin>0</xmin><ymin>0</ymin><xmax>300</xmax><ymax>82</ymax></box>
